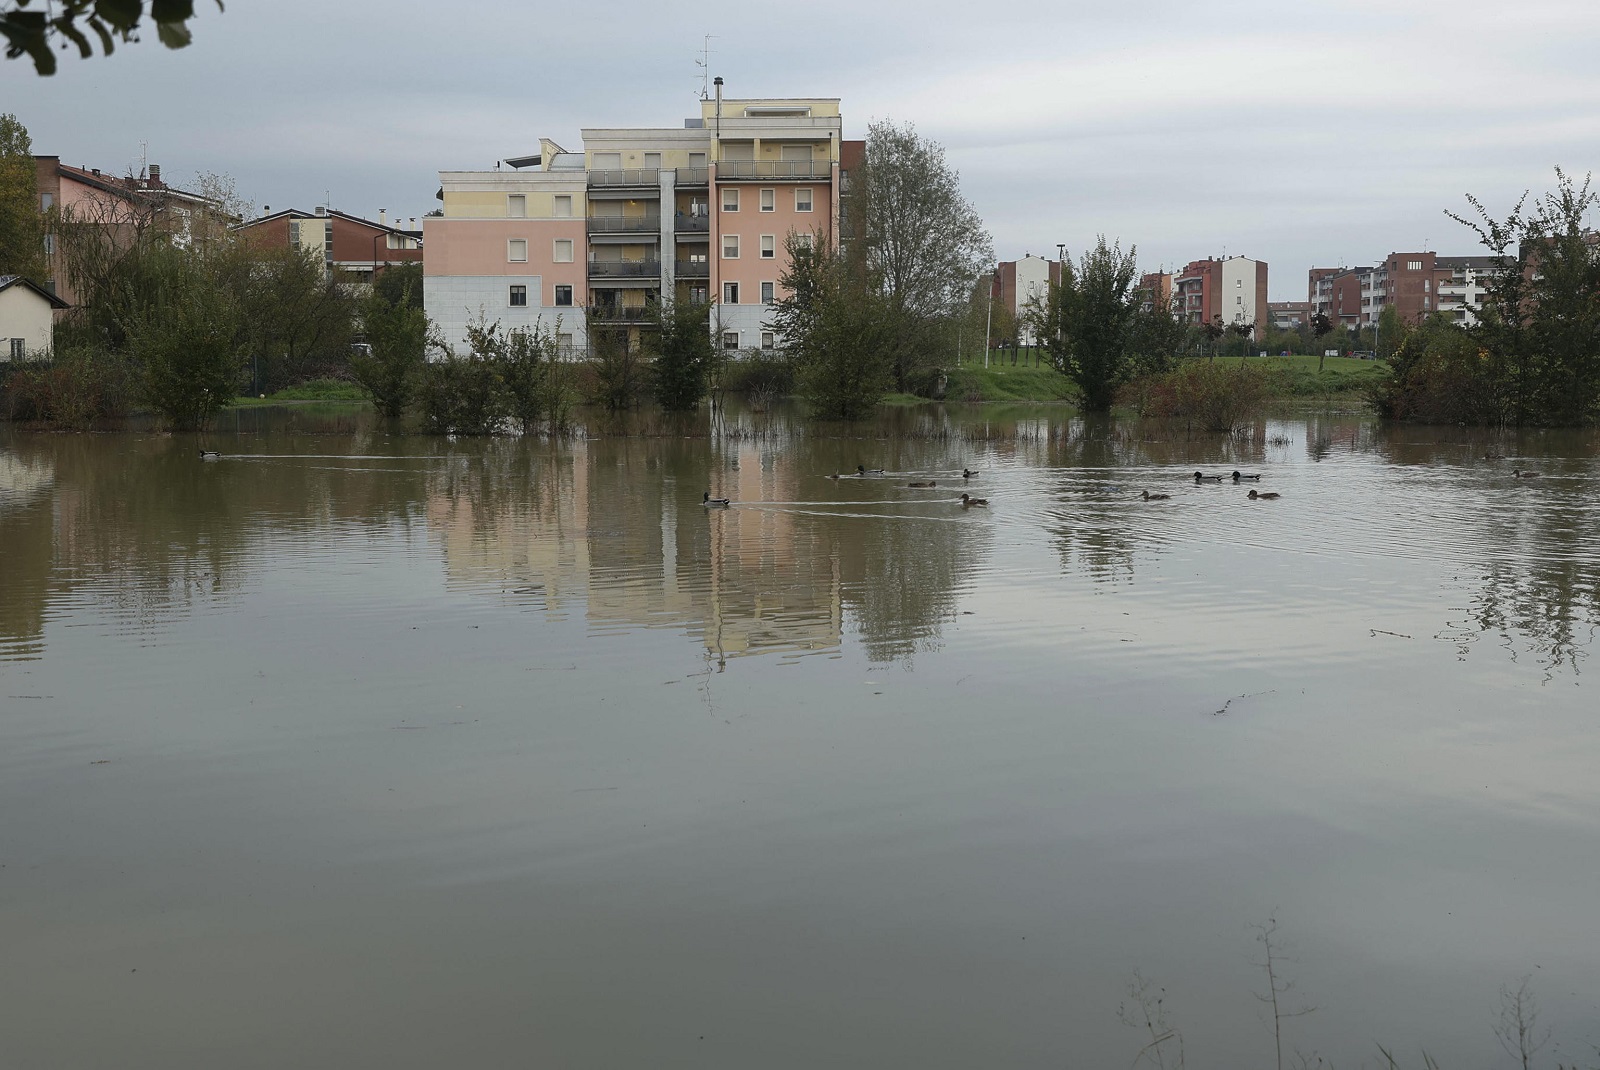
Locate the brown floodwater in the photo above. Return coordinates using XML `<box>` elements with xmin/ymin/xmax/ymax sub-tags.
<box><xmin>2</xmin><ymin>404</ymin><xmax>1598</xmax><ymax>1068</ymax></box>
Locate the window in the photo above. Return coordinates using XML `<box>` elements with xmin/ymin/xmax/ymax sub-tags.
<box><xmin>1424</xmin><ymin>278</ymin><xmax>1431</xmax><ymax>292</ymax></box>
<box><xmin>722</xmin><ymin>188</ymin><xmax>739</xmax><ymax>212</ymax></box>
<box><xmin>40</xmin><ymin>193</ymin><xmax>53</xmax><ymax>210</ymax></box>
<box><xmin>553</xmin><ymin>195</ymin><xmax>572</xmax><ymax>218</ymax></box>
<box><xmin>508</xmin><ymin>194</ymin><xmax>526</xmax><ymax>218</ymax></box>
<box><xmin>761</xmin><ymin>281</ymin><xmax>775</xmax><ymax>304</ymax></box>
<box><xmin>288</xmin><ymin>220</ymin><xmax>300</xmax><ymax>245</ymax></box>
<box><xmin>593</xmin><ymin>152</ymin><xmax>622</xmax><ymax>171</ymax></box>
<box><xmin>1423</xmin><ymin>296</ymin><xmax>1430</xmax><ymax>310</ymax></box>
<box><xmin>9</xmin><ymin>338</ymin><xmax>23</xmax><ymax>361</ymax></box>
<box><xmin>643</xmin><ymin>152</ymin><xmax>661</xmax><ymax>169</ymax></box>
<box><xmin>723</xmin><ymin>282</ymin><xmax>740</xmax><ymax>304</ymax></box>
<box><xmin>556</xmin><ymin>332</ymin><xmax>574</xmax><ymax>354</ymax></box>
<box><xmin>689</xmin><ymin>285</ymin><xmax>709</xmax><ymax>304</ymax></box>
<box><xmin>760</xmin><ymin>188</ymin><xmax>775</xmax><ymax>212</ymax></box>
<box><xmin>509</xmin><ymin>285</ymin><xmax>527</xmax><ymax>306</ymax></box>
<box><xmin>722</xmin><ymin>234</ymin><xmax>739</xmax><ymax>259</ymax></box>
<box><xmin>1236</xmin><ymin>279</ymin><xmax>1242</xmax><ymax>287</ymax></box>
<box><xmin>508</xmin><ymin>239</ymin><xmax>528</xmax><ymax>262</ymax></box>
<box><xmin>1236</xmin><ymin>296</ymin><xmax>1243</xmax><ymax>305</ymax></box>
<box><xmin>761</xmin><ymin>331</ymin><xmax>775</xmax><ymax>350</ymax></box>
<box><xmin>554</xmin><ymin>285</ymin><xmax>572</xmax><ymax>306</ymax></box>
<box><xmin>794</xmin><ymin>232</ymin><xmax>813</xmax><ymax>251</ymax></box>
<box><xmin>723</xmin><ymin>331</ymin><xmax>740</xmax><ymax>350</ymax></box>
<box><xmin>42</xmin><ymin>233</ymin><xmax>53</xmax><ymax>256</ymax></box>
<box><xmin>1408</xmin><ymin>261</ymin><xmax>1422</xmax><ymax>271</ymax></box>
<box><xmin>689</xmin><ymin>152</ymin><xmax>707</xmax><ymax>168</ymax></box>
<box><xmin>795</xmin><ymin>188</ymin><xmax>813</xmax><ymax>212</ymax></box>
<box><xmin>760</xmin><ymin>235</ymin><xmax>775</xmax><ymax>259</ymax></box>
<box><xmin>553</xmin><ymin>239</ymin><xmax>573</xmax><ymax>262</ymax></box>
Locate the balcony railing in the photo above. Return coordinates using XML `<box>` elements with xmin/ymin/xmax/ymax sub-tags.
<box><xmin>586</xmin><ymin>215</ymin><xmax>660</xmax><ymax>234</ymax></box>
<box><xmin>588</xmin><ymin>168</ymin><xmax>660</xmax><ymax>188</ymax></box>
<box><xmin>715</xmin><ymin>160</ymin><xmax>832</xmax><ymax>181</ymax></box>
<box><xmin>672</xmin><ymin>213</ymin><xmax>710</xmax><ymax>233</ymax></box>
<box><xmin>588</xmin><ymin>260</ymin><xmax>661</xmax><ymax>279</ymax></box>
<box><xmin>587</xmin><ymin>304</ymin><xmax>658</xmax><ymax>325</ymax></box>
<box><xmin>675</xmin><ymin>166</ymin><xmax>709</xmax><ymax>186</ymax></box>
<box><xmin>674</xmin><ymin>259</ymin><xmax>710</xmax><ymax>278</ymax></box>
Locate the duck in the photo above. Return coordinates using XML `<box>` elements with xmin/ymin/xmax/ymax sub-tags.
<box><xmin>1247</xmin><ymin>489</ymin><xmax>1280</xmax><ymax>500</ymax></box>
<box><xmin>198</xmin><ymin>449</ymin><xmax>221</xmax><ymax>460</ymax></box>
<box><xmin>857</xmin><ymin>465</ymin><xmax>884</xmax><ymax>475</ymax></box>
<box><xmin>959</xmin><ymin>493</ymin><xmax>989</xmax><ymax>508</ymax></box>
<box><xmin>702</xmin><ymin>491</ymin><xmax>730</xmax><ymax>507</ymax></box>
<box><xmin>908</xmin><ymin>481</ymin><xmax>937</xmax><ymax>488</ymax></box>
<box><xmin>1512</xmin><ymin>468</ymin><xmax>1541</xmax><ymax>478</ymax></box>
<box><xmin>1194</xmin><ymin>471</ymin><xmax>1225</xmax><ymax>482</ymax></box>
<box><xmin>1231</xmin><ymin>470</ymin><xmax>1261</xmax><ymax>482</ymax></box>
<box><xmin>962</xmin><ymin>468</ymin><xmax>979</xmax><ymax>478</ymax></box>
<box><xmin>1140</xmin><ymin>490</ymin><xmax>1171</xmax><ymax>501</ymax></box>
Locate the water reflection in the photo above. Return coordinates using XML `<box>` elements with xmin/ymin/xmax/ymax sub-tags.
<box><xmin>4</xmin><ymin>409</ymin><xmax>1600</xmax><ymax>673</ymax></box>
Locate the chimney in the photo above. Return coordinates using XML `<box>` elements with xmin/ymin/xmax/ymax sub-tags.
<box><xmin>714</xmin><ymin>76</ymin><xmax>723</xmax><ymax>139</ymax></box>
<box><xmin>148</xmin><ymin>164</ymin><xmax>162</xmax><ymax>187</ymax></box>
<box><xmin>408</xmin><ymin>217</ymin><xmax>416</xmax><ymax>229</ymax></box>
<box><xmin>314</xmin><ymin>205</ymin><xmax>326</xmax><ymax>216</ymax></box>
<box><xmin>378</xmin><ymin>208</ymin><xmax>387</xmax><ymax>226</ymax></box>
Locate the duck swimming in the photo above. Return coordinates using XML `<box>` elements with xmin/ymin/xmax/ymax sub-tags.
<box><xmin>962</xmin><ymin>468</ymin><xmax>979</xmax><ymax>478</ymax></box>
<box><xmin>908</xmin><ymin>481</ymin><xmax>937</xmax><ymax>488</ymax></box>
<box><xmin>199</xmin><ymin>449</ymin><xmax>221</xmax><ymax>460</ymax></box>
<box><xmin>702</xmin><ymin>491</ymin><xmax>730</xmax><ymax>507</ymax></box>
<box><xmin>1194</xmin><ymin>471</ymin><xmax>1225</xmax><ymax>482</ymax></box>
<box><xmin>1513</xmin><ymin>469</ymin><xmax>1541</xmax><ymax>478</ymax></box>
<box><xmin>1247</xmin><ymin>489</ymin><xmax>1280</xmax><ymax>500</ymax></box>
<box><xmin>858</xmin><ymin>465</ymin><xmax>884</xmax><ymax>475</ymax></box>
<box><xmin>1140</xmin><ymin>490</ymin><xmax>1171</xmax><ymax>500</ymax></box>
<box><xmin>1231</xmin><ymin>470</ymin><xmax>1261</xmax><ymax>482</ymax></box>
<box><xmin>959</xmin><ymin>493</ymin><xmax>988</xmax><ymax>507</ymax></box>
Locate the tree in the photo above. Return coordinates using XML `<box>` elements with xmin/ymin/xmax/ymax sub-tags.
<box><xmin>1310</xmin><ymin>312</ymin><xmax>1334</xmax><ymax>372</ymax></box>
<box><xmin>352</xmin><ymin>287</ymin><xmax>429</xmax><ymax>420</ymax></box>
<box><xmin>128</xmin><ymin>242</ymin><xmax>240</xmax><ymax>431</ymax></box>
<box><xmin>0</xmin><ymin>113</ymin><xmax>47</xmax><ymax>283</ymax></box>
<box><xmin>3</xmin><ymin>1</ymin><xmax>222</xmax><ymax>76</ymax></box>
<box><xmin>374</xmin><ymin>262</ymin><xmax>423</xmax><ymax>310</ymax></box>
<box><xmin>1200</xmin><ymin>315</ymin><xmax>1226</xmax><ymax>361</ymax></box>
<box><xmin>1230</xmin><ymin>318</ymin><xmax>1254</xmax><ymax>361</ymax></box>
<box><xmin>1029</xmin><ymin>237</ymin><xmax>1142</xmax><ymax>412</ymax></box>
<box><xmin>1374</xmin><ymin>303</ymin><xmax>1405</xmax><ymax>363</ymax></box>
<box><xmin>227</xmin><ymin>245</ymin><xmax>355</xmax><ymax>393</ymax></box>
<box><xmin>856</xmin><ymin>119</ymin><xmax>993</xmax><ymax>390</ymax></box>
<box><xmin>769</xmin><ymin>230</ymin><xmax>895</xmax><ymax>419</ymax></box>
<box><xmin>649</xmin><ymin>297</ymin><xmax>712</xmax><ymax>411</ymax></box>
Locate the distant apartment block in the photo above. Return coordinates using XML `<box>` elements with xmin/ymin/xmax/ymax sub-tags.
<box><xmin>235</xmin><ymin>207</ymin><xmax>422</xmax><ymax>282</ymax></box>
<box><xmin>1308</xmin><ymin>253</ymin><xmax>1499</xmax><ymax>328</ymax></box>
<box><xmin>1173</xmin><ymin>255</ymin><xmax>1268</xmax><ymax>330</ymax></box>
<box><xmin>1138</xmin><ymin>271</ymin><xmax>1174</xmax><ymax>315</ymax></box>
<box><xmin>993</xmin><ymin>254</ymin><xmax>1062</xmax><ymax>344</ymax></box>
<box><xmin>424</xmin><ymin>85</ymin><xmax>854</xmax><ymax>355</ymax></box>
<box><xmin>1267</xmin><ymin>301</ymin><xmax>1311</xmax><ymax>330</ymax></box>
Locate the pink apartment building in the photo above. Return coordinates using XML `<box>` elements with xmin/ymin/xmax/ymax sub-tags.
<box><xmin>424</xmin><ymin>84</ymin><xmax>850</xmax><ymax>356</ymax></box>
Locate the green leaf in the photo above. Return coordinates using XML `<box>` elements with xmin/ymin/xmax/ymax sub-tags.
<box><xmin>151</xmin><ymin>0</ymin><xmax>196</xmax><ymax>21</ymax></box>
<box><xmin>155</xmin><ymin>19</ymin><xmax>190</xmax><ymax>47</ymax></box>
<box><xmin>94</xmin><ymin>0</ymin><xmax>144</xmax><ymax>32</ymax></box>
<box><xmin>55</xmin><ymin>18</ymin><xmax>96</xmax><ymax>59</ymax></box>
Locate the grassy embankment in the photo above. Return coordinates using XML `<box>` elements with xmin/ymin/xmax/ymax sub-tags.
<box><xmin>233</xmin><ymin>379</ymin><xmax>369</xmax><ymax>406</ymax></box>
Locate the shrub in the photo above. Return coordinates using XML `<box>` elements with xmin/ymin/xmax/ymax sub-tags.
<box><xmin>417</xmin><ymin>351</ymin><xmax>507</xmax><ymax>435</ymax></box>
<box><xmin>2</xmin><ymin>345</ymin><xmax>133</xmax><ymax>428</ymax></box>
<box><xmin>1125</xmin><ymin>359</ymin><xmax>1277</xmax><ymax>432</ymax></box>
<box><xmin>722</xmin><ymin>350</ymin><xmax>795</xmax><ymax>407</ymax></box>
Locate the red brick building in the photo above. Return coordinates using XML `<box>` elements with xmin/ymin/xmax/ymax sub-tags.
<box><xmin>235</xmin><ymin>207</ymin><xmax>422</xmax><ymax>282</ymax></box>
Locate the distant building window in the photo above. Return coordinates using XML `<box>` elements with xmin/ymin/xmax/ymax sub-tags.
<box><xmin>593</xmin><ymin>152</ymin><xmax>622</xmax><ymax>171</ymax></box>
<box><xmin>557</xmin><ymin>332</ymin><xmax>574</xmax><ymax>354</ymax></box>
<box><xmin>689</xmin><ymin>285</ymin><xmax>708</xmax><ymax>304</ymax></box>
<box><xmin>40</xmin><ymin>192</ymin><xmax>53</xmax><ymax>210</ymax></box>
<box><xmin>722</xmin><ymin>234</ymin><xmax>739</xmax><ymax>259</ymax></box>
<box><xmin>760</xmin><ymin>188</ymin><xmax>775</xmax><ymax>212</ymax></box>
<box><xmin>553</xmin><ymin>239</ymin><xmax>573</xmax><ymax>262</ymax></box>
<box><xmin>722</xmin><ymin>188</ymin><xmax>739</xmax><ymax>212</ymax></box>
<box><xmin>508</xmin><ymin>194</ymin><xmax>526</xmax><ymax>218</ymax></box>
<box><xmin>554</xmin><ymin>285</ymin><xmax>572</xmax><ymax>306</ymax></box>
<box><xmin>1408</xmin><ymin>261</ymin><xmax>1422</xmax><ymax>270</ymax></box>
<box><xmin>508</xmin><ymin>239</ymin><xmax>528</xmax><ymax>262</ymax></box>
<box><xmin>1237</xmin><ymin>296</ymin><xmax>1242</xmax><ymax>304</ymax></box>
<box><xmin>42</xmin><ymin>233</ymin><xmax>53</xmax><ymax>256</ymax></box>
<box><xmin>10</xmin><ymin>338</ymin><xmax>24</xmax><ymax>361</ymax></box>
<box><xmin>723</xmin><ymin>331</ymin><xmax>740</xmax><ymax>350</ymax></box>
<box><xmin>761</xmin><ymin>281</ymin><xmax>775</xmax><ymax>304</ymax></box>
<box><xmin>760</xmin><ymin>235</ymin><xmax>775</xmax><ymax>259</ymax></box>
<box><xmin>689</xmin><ymin>152</ymin><xmax>707</xmax><ymax>169</ymax></box>
<box><xmin>509</xmin><ymin>285</ymin><xmax>527</xmax><ymax>306</ymax></box>
<box><xmin>761</xmin><ymin>331</ymin><xmax>775</xmax><ymax>350</ymax></box>
<box><xmin>288</xmin><ymin>220</ymin><xmax>300</xmax><ymax>245</ymax></box>
<box><xmin>795</xmin><ymin>188</ymin><xmax>813</xmax><ymax>212</ymax></box>
<box><xmin>553</xmin><ymin>195</ymin><xmax>572</xmax><ymax>218</ymax></box>
<box><xmin>643</xmin><ymin>152</ymin><xmax>661</xmax><ymax>169</ymax></box>
<box><xmin>723</xmin><ymin>282</ymin><xmax>739</xmax><ymax>304</ymax></box>
<box><xmin>794</xmin><ymin>232</ymin><xmax>813</xmax><ymax>251</ymax></box>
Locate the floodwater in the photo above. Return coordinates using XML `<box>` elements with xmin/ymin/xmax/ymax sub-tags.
<box><xmin>2</xmin><ymin>404</ymin><xmax>1598</xmax><ymax>1069</ymax></box>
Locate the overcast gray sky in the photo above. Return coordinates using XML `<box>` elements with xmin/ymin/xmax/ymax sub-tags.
<box><xmin>6</xmin><ymin>0</ymin><xmax>1597</xmax><ymax>299</ymax></box>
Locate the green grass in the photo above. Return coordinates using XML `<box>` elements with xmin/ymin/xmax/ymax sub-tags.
<box><xmin>940</xmin><ymin>362</ymin><xmax>1076</xmax><ymax>403</ymax></box>
<box><xmin>234</xmin><ymin>379</ymin><xmax>369</xmax><ymax>405</ymax></box>
<box><xmin>1258</xmin><ymin>354</ymin><xmax>1388</xmax><ymax>397</ymax></box>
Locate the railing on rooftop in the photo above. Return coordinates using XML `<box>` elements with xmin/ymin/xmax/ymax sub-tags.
<box><xmin>586</xmin><ymin>215</ymin><xmax>660</xmax><ymax>234</ymax></box>
<box><xmin>588</xmin><ymin>168</ymin><xmax>661</xmax><ymax>188</ymax></box>
<box><xmin>675</xmin><ymin>166</ymin><xmax>710</xmax><ymax>186</ymax></box>
<box><xmin>714</xmin><ymin>160</ymin><xmax>832</xmax><ymax>181</ymax></box>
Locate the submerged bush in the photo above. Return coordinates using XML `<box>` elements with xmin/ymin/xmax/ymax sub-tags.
<box><xmin>1124</xmin><ymin>359</ymin><xmax>1277</xmax><ymax>432</ymax></box>
<box><xmin>2</xmin><ymin>345</ymin><xmax>134</xmax><ymax>429</ymax></box>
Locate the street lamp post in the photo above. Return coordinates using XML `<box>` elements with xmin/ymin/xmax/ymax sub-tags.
<box><xmin>984</xmin><ymin>263</ymin><xmax>996</xmax><ymax>370</ymax></box>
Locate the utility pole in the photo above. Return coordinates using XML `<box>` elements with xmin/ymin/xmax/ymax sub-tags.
<box><xmin>984</xmin><ymin>264</ymin><xmax>995</xmax><ymax>369</ymax></box>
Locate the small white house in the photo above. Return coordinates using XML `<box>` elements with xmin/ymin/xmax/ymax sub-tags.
<box><xmin>0</xmin><ymin>275</ymin><xmax>67</xmax><ymax>362</ymax></box>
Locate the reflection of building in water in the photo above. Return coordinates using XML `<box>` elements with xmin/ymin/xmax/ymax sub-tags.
<box><xmin>0</xmin><ymin>450</ymin><xmax>57</xmax><ymax>658</ymax></box>
<box><xmin>424</xmin><ymin>440</ymin><xmax>843</xmax><ymax>661</ymax></box>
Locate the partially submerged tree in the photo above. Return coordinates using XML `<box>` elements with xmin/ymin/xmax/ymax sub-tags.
<box><xmin>1029</xmin><ymin>237</ymin><xmax>1142</xmax><ymax>412</ymax></box>
<box><xmin>127</xmin><ymin>242</ymin><xmax>240</xmax><ymax>431</ymax></box>
<box><xmin>352</xmin><ymin>286</ymin><xmax>429</xmax><ymax>420</ymax></box>
<box><xmin>649</xmin><ymin>297</ymin><xmax>713</xmax><ymax>411</ymax></box>
<box><xmin>3</xmin><ymin>0</ymin><xmax>223</xmax><ymax>76</ymax></box>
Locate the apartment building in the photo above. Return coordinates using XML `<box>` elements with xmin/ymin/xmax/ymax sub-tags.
<box><xmin>1310</xmin><ymin>266</ymin><xmax>1378</xmax><ymax>325</ymax></box>
<box><xmin>1310</xmin><ymin>253</ymin><xmax>1499</xmax><ymax>327</ymax></box>
<box><xmin>1138</xmin><ymin>271</ymin><xmax>1174</xmax><ymax>315</ymax></box>
<box><xmin>1267</xmin><ymin>301</ymin><xmax>1311</xmax><ymax>330</ymax></box>
<box><xmin>993</xmin><ymin>254</ymin><xmax>1062</xmax><ymax>344</ymax></box>
<box><xmin>235</xmin><ymin>207</ymin><xmax>422</xmax><ymax>282</ymax></box>
<box><xmin>424</xmin><ymin>84</ymin><xmax>848</xmax><ymax>356</ymax></box>
<box><xmin>1173</xmin><ymin>255</ymin><xmax>1268</xmax><ymax>330</ymax></box>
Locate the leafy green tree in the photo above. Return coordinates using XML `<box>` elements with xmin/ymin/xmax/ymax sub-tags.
<box><xmin>1230</xmin><ymin>318</ymin><xmax>1254</xmax><ymax>360</ymax></box>
<box><xmin>498</xmin><ymin>321</ymin><xmax>570</xmax><ymax>433</ymax></box>
<box><xmin>0</xmin><ymin>113</ymin><xmax>47</xmax><ymax>283</ymax></box>
<box><xmin>127</xmin><ymin>243</ymin><xmax>240</xmax><ymax>431</ymax></box>
<box><xmin>1200</xmin><ymin>315</ymin><xmax>1226</xmax><ymax>360</ymax></box>
<box><xmin>1029</xmin><ymin>237</ymin><xmax>1142</xmax><ymax>412</ymax></box>
<box><xmin>3</xmin><ymin>0</ymin><xmax>222</xmax><ymax>76</ymax></box>
<box><xmin>227</xmin><ymin>245</ymin><xmax>355</xmax><ymax>393</ymax></box>
<box><xmin>374</xmin><ymin>262</ymin><xmax>423</xmax><ymax>310</ymax></box>
<box><xmin>1375</xmin><ymin>303</ymin><xmax>1406</xmax><ymax>363</ymax></box>
<box><xmin>770</xmin><ymin>231</ymin><xmax>894</xmax><ymax>419</ymax></box>
<box><xmin>352</xmin><ymin>288</ymin><xmax>429</xmax><ymax>420</ymax></box>
<box><xmin>857</xmin><ymin>119</ymin><xmax>993</xmax><ymax>390</ymax></box>
<box><xmin>649</xmin><ymin>297</ymin><xmax>712</xmax><ymax>411</ymax></box>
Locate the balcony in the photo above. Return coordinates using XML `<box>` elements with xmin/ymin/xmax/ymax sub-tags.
<box><xmin>672</xmin><ymin>213</ymin><xmax>710</xmax><ymax>234</ymax></box>
<box><xmin>587</xmin><ymin>304</ymin><xmax>658</xmax><ymax>326</ymax></box>
<box><xmin>588</xmin><ymin>259</ymin><xmax>661</xmax><ymax>280</ymax></box>
<box><xmin>586</xmin><ymin>215</ymin><xmax>660</xmax><ymax>235</ymax></box>
<box><xmin>715</xmin><ymin>160</ymin><xmax>832</xmax><ymax>181</ymax></box>
<box><xmin>675</xmin><ymin>259</ymin><xmax>710</xmax><ymax>278</ymax></box>
<box><xmin>588</xmin><ymin>168</ymin><xmax>660</xmax><ymax>189</ymax></box>
<box><xmin>675</xmin><ymin>166</ymin><xmax>709</xmax><ymax>187</ymax></box>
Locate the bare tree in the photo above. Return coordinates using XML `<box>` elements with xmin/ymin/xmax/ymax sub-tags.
<box><xmin>1118</xmin><ymin>969</ymin><xmax>1185</xmax><ymax>1070</ymax></box>
<box><xmin>1495</xmin><ymin>976</ymin><xmax>1550</xmax><ymax>1070</ymax></box>
<box><xmin>1251</xmin><ymin>916</ymin><xmax>1317</xmax><ymax>1070</ymax></box>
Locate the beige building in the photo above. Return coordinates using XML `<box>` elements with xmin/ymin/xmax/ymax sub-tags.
<box><xmin>0</xmin><ymin>275</ymin><xmax>68</xmax><ymax>361</ymax></box>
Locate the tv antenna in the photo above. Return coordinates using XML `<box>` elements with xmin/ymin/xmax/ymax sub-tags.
<box><xmin>696</xmin><ymin>34</ymin><xmax>717</xmax><ymax>99</ymax></box>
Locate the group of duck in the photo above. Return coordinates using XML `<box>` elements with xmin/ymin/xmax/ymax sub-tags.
<box><xmin>1139</xmin><ymin>470</ymin><xmax>1280</xmax><ymax>502</ymax></box>
<box><xmin>703</xmin><ymin>465</ymin><xmax>989</xmax><ymax>508</ymax></box>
